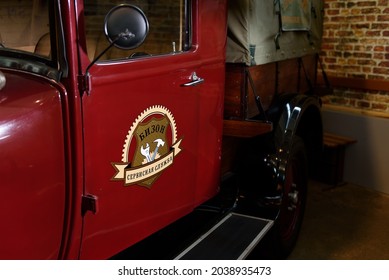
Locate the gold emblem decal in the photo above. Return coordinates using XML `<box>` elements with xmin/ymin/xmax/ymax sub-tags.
<box><xmin>112</xmin><ymin>106</ymin><xmax>183</xmax><ymax>188</ymax></box>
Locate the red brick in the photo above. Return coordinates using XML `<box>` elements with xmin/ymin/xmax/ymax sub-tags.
<box><xmin>345</xmin><ymin>92</ymin><xmax>364</xmax><ymax>99</ymax></box>
<box><xmin>327</xmin><ymin>9</ymin><xmax>340</xmax><ymax>15</ymax></box>
<box><xmin>352</xmin><ymin>23</ymin><xmax>370</xmax><ymax>29</ymax></box>
<box><xmin>335</xmin><ymin>45</ymin><xmax>354</xmax><ymax>51</ymax></box>
<box><xmin>366</xmin><ymin>31</ymin><xmax>381</xmax><ymax>36</ymax></box>
<box><xmin>372</xmin><ymin>103</ymin><xmax>388</xmax><ymax>111</ymax></box>
<box><xmin>366</xmin><ymin>15</ymin><xmax>377</xmax><ymax>21</ymax></box>
<box><xmin>361</xmin><ymin>8</ymin><xmax>381</xmax><ymax>14</ymax></box>
<box><xmin>324</xmin><ymin>57</ymin><xmax>337</xmax><ymax>64</ymax></box>
<box><xmin>321</xmin><ymin>44</ymin><xmax>335</xmax><ymax>51</ymax></box>
<box><xmin>356</xmin><ymin>100</ymin><xmax>371</xmax><ymax>108</ymax></box>
<box><xmin>362</xmin><ymin>66</ymin><xmax>372</xmax><ymax>73</ymax></box>
<box><xmin>336</xmin><ymin>30</ymin><xmax>354</xmax><ymax>37</ymax></box>
<box><xmin>373</xmin><ymin>46</ymin><xmax>384</xmax><ymax>52</ymax></box>
<box><xmin>372</xmin><ymin>23</ymin><xmax>389</xmax><ymax>29</ymax></box>
<box><xmin>374</xmin><ymin>67</ymin><xmax>389</xmax><ymax>75</ymax></box>
<box><xmin>329</xmin><ymin>2</ymin><xmax>346</xmax><ymax>9</ymax></box>
<box><xmin>378</xmin><ymin>15</ymin><xmax>389</xmax><ymax>21</ymax></box>
<box><xmin>348</xmin><ymin>15</ymin><xmax>366</xmax><ymax>22</ymax></box>
<box><xmin>373</xmin><ymin>53</ymin><xmax>384</xmax><ymax>59</ymax></box>
<box><xmin>357</xmin><ymin>1</ymin><xmax>377</xmax><ymax>7</ymax></box>
<box><xmin>378</xmin><ymin>61</ymin><xmax>389</xmax><ymax>67</ymax></box>
<box><xmin>357</xmin><ymin>59</ymin><xmax>376</xmax><ymax>66</ymax></box>
<box><xmin>330</xmin><ymin>16</ymin><xmax>347</xmax><ymax>22</ymax></box>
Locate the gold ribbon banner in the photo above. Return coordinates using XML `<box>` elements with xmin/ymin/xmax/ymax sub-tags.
<box><xmin>112</xmin><ymin>139</ymin><xmax>182</xmax><ymax>186</ymax></box>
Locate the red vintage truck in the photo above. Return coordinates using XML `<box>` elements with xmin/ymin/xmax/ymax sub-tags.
<box><xmin>0</xmin><ymin>0</ymin><xmax>324</xmax><ymax>259</ymax></box>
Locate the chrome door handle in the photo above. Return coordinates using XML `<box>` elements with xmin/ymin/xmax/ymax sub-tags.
<box><xmin>181</xmin><ymin>72</ymin><xmax>204</xmax><ymax>87</ymax></box>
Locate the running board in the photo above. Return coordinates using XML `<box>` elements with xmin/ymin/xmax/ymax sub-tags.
<box><xmin>174</xmin><ymin>212</ymin><xmax>274</xmax><ymax>260</ymax></box>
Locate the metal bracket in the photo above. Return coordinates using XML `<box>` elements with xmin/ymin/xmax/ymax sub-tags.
<box><xmin>78</xmin><ymin>73</ymin><xmax>92</xmax><ymax>96</ymax></box>
<box><xmin>82</xmin><ymin>194</ymin><xmax>98</xmax><ymax>216</ymax></box>
<box><xmin>245</xmin><ymin>68</ymin><xmax>268</xmax><ymax>121</ymax></box>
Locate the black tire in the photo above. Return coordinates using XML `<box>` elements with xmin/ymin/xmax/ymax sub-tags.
<box><xmin>273</xmin><ymin>136</ymin><xmax>308</xmax><ymax>258</ymax></box>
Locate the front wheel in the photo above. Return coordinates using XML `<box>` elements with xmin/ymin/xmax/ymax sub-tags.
<box><xmin>273</xmin><ymin>136</ymin><xmax>308</xmax><ymax>258</ymax></box>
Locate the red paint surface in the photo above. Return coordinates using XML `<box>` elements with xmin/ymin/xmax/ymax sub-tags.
<box><xmin>0</xmin><ymin>0</ymin><xmax>227</xmax><ymax>259</ymax></box>
<box><xmin>0</xmin><ymin>70</ymin><xmax>66</xmax><ymax>259</ymax></box>
<box><xmin>78</xmin><ymin>0</ymin><xmax>227</xmax><ymax>259</ymax></box>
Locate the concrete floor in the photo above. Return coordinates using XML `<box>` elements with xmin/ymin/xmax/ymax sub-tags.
<box><xmin>289</xmin><ymin>180</ymin><xmax>389</xmax><ymax>260</ymax></box>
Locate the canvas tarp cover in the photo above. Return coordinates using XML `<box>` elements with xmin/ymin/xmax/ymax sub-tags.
<box><xmin>226</xmin><ymin>0</ymin><xmax>324</xmax><ymax>65</ymax></box>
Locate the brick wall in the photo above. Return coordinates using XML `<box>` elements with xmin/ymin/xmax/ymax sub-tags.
<box><xmin>321</xmin><ymin>0</ymin><xmax>389</xmax><ymax>114</ymax></box>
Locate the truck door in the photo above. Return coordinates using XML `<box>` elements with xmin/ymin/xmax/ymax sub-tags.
<box><xmin>79</xmin><ymin>0</ymin><xmax>226</xmax><ymax>259</ymax></box>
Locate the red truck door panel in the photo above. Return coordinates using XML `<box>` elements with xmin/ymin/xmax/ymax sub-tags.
<box><xmin>79</xmin><ymin>0</ymin><xmax>226</xmax><ymax>259</ymax></box>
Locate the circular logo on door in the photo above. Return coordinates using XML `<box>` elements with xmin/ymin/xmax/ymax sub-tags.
<box><xmin>112</xmin><ymin>105</ymin><xmax>183</xmax><ymax>188</ymax></box>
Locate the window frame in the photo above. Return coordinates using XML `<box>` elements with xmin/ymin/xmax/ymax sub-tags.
<box><xmin>0</xmin><ymin>1</ymin><xmax>65</xmax><ymax>80</ymax></box>
<box><xmin>82</xmin><ymin>0</ymin><xmax>193</xmax><ymax>63</ymax></box>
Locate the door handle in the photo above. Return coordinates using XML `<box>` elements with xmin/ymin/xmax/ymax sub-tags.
<box><xmin>181</xmin><ymin>72</ymin><xmax>204</xmax><ymax>87</ymax></box>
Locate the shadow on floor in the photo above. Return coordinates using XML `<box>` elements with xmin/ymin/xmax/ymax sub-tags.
<box><xmin>288</xmin><ymin>180</ymin><xmax>389</xmax><ymax>260</ymax></box>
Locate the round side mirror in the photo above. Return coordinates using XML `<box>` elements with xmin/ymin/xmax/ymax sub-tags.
<box><xmin>104</xmin><ymin>4</ymin><xmax>149</xmax><ymax>50</ymax></box>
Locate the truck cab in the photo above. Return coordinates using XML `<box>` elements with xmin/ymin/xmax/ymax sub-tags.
<box><xmin>0</xmin><ymin>0</ymin><xmax>324</xmax><ymax>259</ymax></box>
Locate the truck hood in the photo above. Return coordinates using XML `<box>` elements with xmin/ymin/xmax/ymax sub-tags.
<box><xmin>0</xmin><ymin>68</ymin><xmax>66</xmax><ymax>259</ymax></box>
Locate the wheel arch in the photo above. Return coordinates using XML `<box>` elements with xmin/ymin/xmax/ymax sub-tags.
<box><xmin>271</xmin><ymin>94</ymin><xmax>323</xmax><ymax>186</ymax></box>
<box><xmin>267</xmin><ymin>94</ymin><xmax>323</xmax><ymax>258</ymax></box>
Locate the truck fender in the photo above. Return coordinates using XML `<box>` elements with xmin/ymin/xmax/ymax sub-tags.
<box><xmin>268</xmin><ymin>94</ymin><xmax>323</xmax><ymax>188</ymax></box>
<box><xmin>264</xmin><ymin>94</ymin><xmax>322</xmax><ymax>258</ymax></box>
<box><xmin>236</xmin><ymin>94</ymin><xmax>322</xmax><ymax>203</ymax></box>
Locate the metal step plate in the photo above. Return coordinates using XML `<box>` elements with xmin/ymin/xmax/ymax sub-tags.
<box><xmin>175</xmin><ymin>212</ymin><xmax>273</xmax><ymax>260</ymax></box>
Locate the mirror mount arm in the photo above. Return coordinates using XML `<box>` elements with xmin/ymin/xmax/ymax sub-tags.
<box><xmin>85</xmin><ymin>31</ymin><xmax>135</xmax><ymax>74</ymax></box>
<box><xmin>81</xmin><ymin>31</ymin><xmax>136</xmax><ymax>96</ymax></box>
<box><xmin>80</xmin><ymin>4</ymin><xmax>149</xmax><ymax>96</ymax></box>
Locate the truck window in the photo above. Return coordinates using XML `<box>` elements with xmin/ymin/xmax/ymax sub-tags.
<box><xmin>84</xmin><ymin>0</ymin><xmax>191</xmax><ymax>61</ymax></box>
<box><xmin>0</xmin><ymin>0</ymin><xmax>50</xmax><ymax>58</ymax></box>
